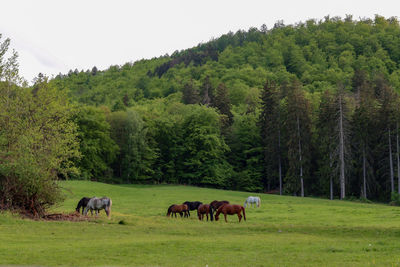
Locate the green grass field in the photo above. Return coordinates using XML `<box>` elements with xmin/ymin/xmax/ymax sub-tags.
<box><xmin>1</xmin><ymin>181</ymin><xmax>400</xmax><ymax>266</ymax></box>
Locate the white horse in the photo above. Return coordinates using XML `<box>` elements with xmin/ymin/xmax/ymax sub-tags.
<box><xmin>244</xmin><ymin>196</ymin><xmax>261</xmax><ymax>208</ymax></box>
<box><xmin>84</xmin><ymin>197</ymin><xmax>112</xmax><ymax>218</ymax></box>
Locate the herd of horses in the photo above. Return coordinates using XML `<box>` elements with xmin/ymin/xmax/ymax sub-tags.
<box><xmin>74</xmin><ymin>195</ymin><xmax>261</xmax><ymax>223</ymax></box>
<box><xmin>167</xmin><ymin>196</ymin><xmax>261</xmax><ymax>222</ymax></box>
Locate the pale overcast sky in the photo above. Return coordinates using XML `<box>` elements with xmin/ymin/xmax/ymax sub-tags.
<box><xmin>0</xmin><ymin>0</ymin><xmax>399</xmax><ymax>83</ymax></box>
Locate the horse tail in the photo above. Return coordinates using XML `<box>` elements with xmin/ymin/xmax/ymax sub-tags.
<box><xmin>108</xmin><ymin>198</ymin><xmax>112</xmax><ymax>218</ymax></box>
<box><xmin>242</xmin><ymin>206</ymin><xmax>246</xmax><ymax>221</ymax></box>
<box><xmin>258</xmin><ymin>197</ymin><xmax>261</xmax><ymax>207</ymax></box>
<box><xmin>244</xmin><ymin>200</ymin><xmax>247</xmax><ymax>208</ymax></box>
<box><xmin>209</xmin><ymin>206</ymin><xmax>213</xmax><ymax>221</ymax></box>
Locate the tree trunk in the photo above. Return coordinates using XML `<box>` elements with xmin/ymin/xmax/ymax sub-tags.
<box><xmin>397</xmin><ymin>123</ymin><xmax>400</xmax><ymax>194</ymax></box>
<box><xmin>389</xmin><ymin>127</ymin><xmax>394</xmax><ymax>193</ymax></box>
<box><xmin>278</xmin><ymin>125</ymin><xmax>282</xmax><ymax>195</ymax></box>
<box><xmin>362</xmin><ymin>146</ymin><xmax>367</xmax><ymax>199</ymax></box>
<box><xmin>339</xmin><ymin>94</ymin><xmax>345</xmax><ymax>200</ymax></box>
<box><xmin>297</xmin><ymin>116</ymin><xmax>304</xmax><ymax>197</ymax></box>
<box><xmin>329</xmin><ymin>153</ymin><xmax>333</xmax><ymax>200</ymax></box>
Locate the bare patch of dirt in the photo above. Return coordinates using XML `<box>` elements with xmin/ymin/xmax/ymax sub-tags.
<box><xmin>41</xmin><ymin>212</ymin><xmax>93</xmax><ymax>221</ymax></box>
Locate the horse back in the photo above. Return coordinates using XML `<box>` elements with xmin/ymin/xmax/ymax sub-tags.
<box><xmin>222</xmin><ymin>204</ymin><xmax>243</xmax><ymax>215</ymax></box>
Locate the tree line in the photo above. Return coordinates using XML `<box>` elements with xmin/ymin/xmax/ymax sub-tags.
<box><xmin>2</xmin><ymin>15</ymin><xmax>400</xmax><ymax>215</ymax></box>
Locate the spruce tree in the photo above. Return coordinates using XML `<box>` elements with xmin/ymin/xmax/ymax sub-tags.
<box><xmin>285</xmin><ymin>80</ymin><xmax>311</xmax><ymax>197</ymax></box>
<box><xmin>259</xmin><ymin>80</ymin><xmax>283</xmax><ymax>193</ymax></box>
<box><xmin>213</xmin><ymin>83</ymin><xmax>234</xmax><ymax>130</ymax></box>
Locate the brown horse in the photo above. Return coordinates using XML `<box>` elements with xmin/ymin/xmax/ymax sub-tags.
<box><xmin>215</xmin><ymin>204</ymin><xmax>246</xmax><ymax>222</ymax></box>
<box><xmin>167</xmin><ymin>204</ymin><xmax>189</xmax><ymax>218</ymax></box>
<box><xmin>197</xmin><ymin>204</ymin><xmax>213</xmax><ymax>221</ymax></box>
<box><xmin>209</xmin><ymin>200</ymin><xmax>229</xmax><ymax>214</ymax></box>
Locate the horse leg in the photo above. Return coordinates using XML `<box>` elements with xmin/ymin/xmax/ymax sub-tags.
<box><xmin>224</xmin><ymin>214</ymin><xmax>227</xmax><ymax>223</ymax></box>
<box><xmin>206</xmin><ymin>213</ymin><xmax>208</xmax><ymax>221</ymax></box>
<box><xmin>238</xmin><ymin>213</ymin><xmax>242</xmax><ymax>222</ymax></box>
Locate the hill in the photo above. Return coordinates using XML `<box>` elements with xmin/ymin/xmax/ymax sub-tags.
<box><xmin>51</xmin><ymin>15</ymin><xmax>400</xmax><ymax>108</ymax></box>
<box><xmin>1</xmin><ymin>180</ymin><xmax>400</xmax><ymax>266</ymax></box>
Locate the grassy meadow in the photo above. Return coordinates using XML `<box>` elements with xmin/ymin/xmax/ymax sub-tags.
<box><xmin>1</xmin><ymin>180</ymin><xmax>400</xmax><ymax>266</ymax></box>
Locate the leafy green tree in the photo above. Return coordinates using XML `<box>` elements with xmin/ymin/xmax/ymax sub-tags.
<box><xmin>228</xmin><ymin>112</ymin><xmax>263</xmax><ymax>191</ymax></box>
<box><xmin>108</xmin><ymin>110</ymin><xmax>156</xmax><ymax>183</ymax></box>
<box><xmin>179</xmin><ymin>105</ymin><xmax>231</xmax><ymax>187</ymax></box>
<box><xmin>0</xmin><ymin>72</ymin><xmax>80</xmax><ymax>215</ymax></box>
<box><xmin>74</xmin><ymin>106</ymin><xmax>118</xmax><ymax>180</ymax></box>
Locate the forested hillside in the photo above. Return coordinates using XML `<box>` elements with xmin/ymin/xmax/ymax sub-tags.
<box><xmin>51</xmin><ymin>15</ymin><xmax>400</xmax><ymax>107</ymax></box>
<box><xmin>2</xmin><ymin>15</ymin><xmax>400</xmax><ymax>215</ymax></box>
<box><xmin>50</xmin><ymin>15</ymin><xmax>400</xmax><ymax>202</ymax></box>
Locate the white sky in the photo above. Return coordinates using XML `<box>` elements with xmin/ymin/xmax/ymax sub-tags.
<box><xmin>0</xmin><ymin>0</ymin><xmax>399</xmax><ymax>83</ymax></box>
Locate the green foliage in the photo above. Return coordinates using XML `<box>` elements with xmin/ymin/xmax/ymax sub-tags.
<box><xmin>179</xmin><ymin>105</ymin><xmax>231</xmax><ymax>187</ymax></box>
<box><xmin>74</xmin><ymin>106</ymin><xmax>118</xmax><ymax>180</ymax></box>
<box><xmin>107</xmin><ymin>109</ymin><xmax>157</xmax><ymax>183</ymax></box>
<box><xmin>50</xmin><ymin>16</ymin><xmax>400</xmax><ymax>108</ymax></box>
<box><xmin>0</xmin><ymin>75</ymin><xmax>80</xmax><ymax>215</ymax></box>
<box><xmin>390</xmin><ymin>191</ymin><xmax>400</xmax><ymax>206</ymax></box>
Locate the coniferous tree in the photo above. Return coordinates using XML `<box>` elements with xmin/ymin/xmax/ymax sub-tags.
<box><xmin>352</xmin><ymin>70</ymin><xmax>377</xmax><ymax>199</ymax></box>
<box><xmin>375</xmin><ymin>75</ymin><xmax>397</xmax><ymax>197</ymax></box>
<box><xmin>259</xmin><ymin>80</ymin><xmax>283</xmax><ymax>193</ymax></box>
<box><xmin>316</xmin><ymin>90</ymin><xmax>337</xmax><ymax>199</ymax></box>
<box><xmin>182</xmin><ymin>80</ymin><xmax>200</xmax><ymax>104</ymax></box>
<box><xmin>213</xmin><ymin>83</ymin><xmax>234</xmax><ymax>130</ymax></box>
<box><xmin>285</xmin><ymin>80</ymin><xmax>311</xmax><ymax>197</ymax></box>
<box><xmin>335</xmin><ymin>85</ymin><xmax>351</xmax><ymax>200</ymax></box>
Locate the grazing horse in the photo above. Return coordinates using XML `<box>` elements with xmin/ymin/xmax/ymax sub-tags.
<box><xmin>244</xmin><ymin>196</ymin><xmax>261</xmax><ymax>208</ymax></box>
<box><xmin>209</xmin><ymin>200</ymin><xmax>229</xmax><ymax>215</ymax></box>
<box><xmin>197</xmin><ymin>204</ymin><xmax>213</xmax><ymax>221</ymax></box>
<box><xmin>167</xmin><ymin>204</ymin><xmax>189</xmax><ymax>218</ymax></box>
<box><xmin>215</xmin><ymin>204</ymin><xmax>246</xmax><ymax>223</ymax></box>
<box><xmin>183</xmin><ymin>201</ymin><xmax>203</xmax><ymax>217</ymax></box>
<box><xmin>75</xmin><ymin>197</ymin><xmax>91</xmax><ymax>214</ymax></box>
<box><xmin>84</xmin><ymin>197</ymin><xmax>112</xmax><ymax>219</ymax></box>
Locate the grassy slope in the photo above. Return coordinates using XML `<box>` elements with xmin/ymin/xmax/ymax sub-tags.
<box><xmin>1</xmin><ymin>180</ymin><xmax>400</xmax><ymax>266</ymax></box>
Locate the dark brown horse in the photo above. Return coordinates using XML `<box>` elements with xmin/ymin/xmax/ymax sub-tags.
<box><xmin>167</xmin><ymin>204</ymin><xmax>189</xmax><ymax>218</ymax></box>
<box><xmin>209</xmin><ymin>200</ymin><xmax>229</xmax><ymax>214</ymax></box>
<box><xmin>197</xmin><ymin>204</ymin><xmax>213</xmax><ymax>221</ymax></box>
<box><xmin>215</xmin><ymin>204</ymin><xmax>246</xmax><ymax>222</ymax></box>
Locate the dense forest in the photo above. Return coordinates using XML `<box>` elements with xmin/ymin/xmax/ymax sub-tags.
<box><xmin>2</xmin><ymin>15</ymin><xmax>400</xmax><ymax>214</ymax></box>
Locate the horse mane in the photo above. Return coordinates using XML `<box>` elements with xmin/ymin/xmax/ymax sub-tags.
<box><xmin>167</xmin><ymin>204</ymin><xmax>175</xmax><ymax>216</ymax></box>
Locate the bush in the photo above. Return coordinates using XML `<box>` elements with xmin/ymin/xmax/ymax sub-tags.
<box><xmin>390</xmin><ymin>192</ymin><xmax>400</xmax><ymax>206</ymax></box>
<box><xmin>0</xmin><ymin>79</ymin><xmax>80</xmax><ymax>216</ymax></box>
